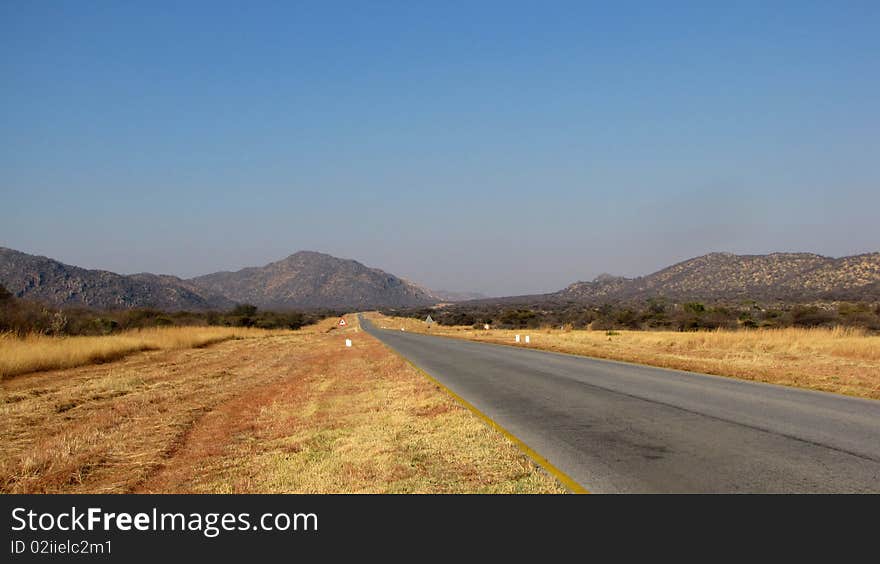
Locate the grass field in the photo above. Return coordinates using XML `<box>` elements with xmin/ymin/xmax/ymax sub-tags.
<box><xmin>369</xmin><ymin>314</ymin><xmax>880</xmax><ymax>400</ymax></box>
<box><xmin>0</xmin><ymin>317</ymin><xmax>564</xmax><ymax>494</ymax></box>
<box><xmin>0</xmin><ymin>326</ymin><xmax>291</xmax><ymax>380</ymax></box>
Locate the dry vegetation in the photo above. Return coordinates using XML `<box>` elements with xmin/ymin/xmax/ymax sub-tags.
<box><xmin>370</xmin><ymin>313</ymin><xmax>880</xmax><ymax>400</ymax></box>
<box><xmin>0</xmin><ymin>326</ymin><xmax>291</xmax><ymax>380</ymax></box>
<box><xmin>0</xmin><ymin>317</ymin><xmax>564</xmax><ymax>494</ymax></box>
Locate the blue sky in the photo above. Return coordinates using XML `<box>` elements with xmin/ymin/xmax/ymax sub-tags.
<box><xmin>2</xmin><ymin>1</ymin><xmax>878</xmax><ymax>295</ymax></box>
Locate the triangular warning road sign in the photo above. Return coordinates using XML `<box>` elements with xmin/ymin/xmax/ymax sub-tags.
<box><xmin>338</xmin><ymin>318</ymin><xmax>347</xmax><ymax>327</ymax></box>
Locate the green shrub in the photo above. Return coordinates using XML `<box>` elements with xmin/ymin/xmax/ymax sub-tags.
<box><xmin>231</xmin><ymin>304</ymin><xmax>258</xmax><ymax>317</ymax></box>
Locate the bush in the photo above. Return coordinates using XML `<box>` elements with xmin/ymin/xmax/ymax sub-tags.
<box><xmin>614</xmin><ymin>309</ymin><xmax>641</xmax><ymax>329</ymax></box>
<box><xmin>384</xmin><ymin>299</ymin><xmax>879</xmax><ymax>333</ymax></box>
<box><xmin>684</xmin><ymin>302</ymin><xmax>706</xmax><ymax>314</ymax></box>
<box><xmin>231</xmin><ymin>304</ymin><xmax>258</xmax><ymax>317</ymax></box>
<box><xmin>498</xmin><ymin>309</ymin><xmax>538</xmax><ymax>329</ymax></box>
<box><xmin>791</xmin><ymin>306</ymin><xmax>837</xmax><ymax>327</ymax></box>
<box><xmin>0</xmin><ymin>293</ymin><xmax>327</xmax><ymax>336</ymax></box>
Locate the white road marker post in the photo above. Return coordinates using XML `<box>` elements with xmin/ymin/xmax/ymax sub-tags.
<box><xmin>525</xmin><ymin>335</ymin><xmax>530</xmax><ymax>344</ymax></box>
<box><xmin>515</xmin><ymin>334</ymin><xmax>521</xmax><ymax>343</ymax></box>
<box><xmin>345</xmin><ymin>339</ymin><xmax>352</xmax><ymax>348</ymax></box>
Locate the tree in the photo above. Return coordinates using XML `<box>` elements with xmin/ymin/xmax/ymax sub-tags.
<box><xmin>791</xmin><ymin>306</ymin><xmax>837</xmax><ymax>327</ymax></box>
<box><xmin>231</xmin><ymin>304</ymin><xmax>258</xmax><ymax>317</ymax></box>
<box><xmin>683</xmin><ymin>302</ymin><xmax>706</xmax><ymax>314</ymax></box>
<box><xmin>646</xmin><ymin>298</ymin><xmax>667</xmax><ymax>315</ymax></box>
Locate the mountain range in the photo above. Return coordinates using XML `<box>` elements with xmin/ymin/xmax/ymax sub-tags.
<box><xmin>0</xmin><ymin>247</ymin><xmax>436</xmax><ymax>311</ymax></box>
<box><xmin>554</xmin><ymin>252</ymin><xmax>880</xmax><ymax>303</ymax></box>
<box><xmin>0</xmin><ymin>247</ymin><xmax>235</xmax><ymax>311</ymax></box>
<box><xmin>190</xmin><ymin>251</ymin><xmax>435</xmax><ymax>310</ymax></box>
<box><xmin>1</xmin><ymin>247</ymin><xmax>878</xmax><ymax>311</ymax></box>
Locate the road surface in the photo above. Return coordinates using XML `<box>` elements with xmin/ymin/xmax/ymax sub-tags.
<box><xmin>360</xmin><ymin>315</ymin><xmax>880</xmax><ymax>493</ymax></box>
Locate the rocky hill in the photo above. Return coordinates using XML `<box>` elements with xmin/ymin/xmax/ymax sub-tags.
<box><xmin>0</xmin><ymin>248</ymin><xmax>439</xmax><ymax>311</ymax></box>
<box><xmin>5</xmin><ymin>246</ymin><xmax>877</xmax><ymax>312</ymax></box>
<box><xmin>556</xmin><ymin>252</ymin><xmax>880</xmax><ymax>303</ymax></box>
<box><xmin>190</xmin><ymin>251</ymin><xmax>437</xmax><ymax>309</ymax></box>
<box><xmin>0</xmin><ymin>247</ymin><xmax>234</xmax><ymax>311</ymax></box>
<box><xmin>432</xmin><ymin>290</ymin><xmax>490</xmax><ymax>302</ymax></box>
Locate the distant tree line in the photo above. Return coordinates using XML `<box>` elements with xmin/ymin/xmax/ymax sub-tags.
<box><xmin>382</xmin><ymin>298</ymin><xmax>880</xmax><ymax>332</ymax></box>
<box><xmin>0</xmin><ymin>285</ymin><xmax>335</xmax><ymax>336</ymax></box>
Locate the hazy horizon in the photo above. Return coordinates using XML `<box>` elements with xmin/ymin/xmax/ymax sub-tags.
<box><xmin>3</xmin><ymin>2</ymin><xmax>878</xmax><ymax>296</ymax></box>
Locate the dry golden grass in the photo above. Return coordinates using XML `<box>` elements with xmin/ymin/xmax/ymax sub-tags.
<box><xmin>0</xmin><ymin>315</ymin><xmax>564</xmax><ymax>494</ymax></box>
<box><xmin>368</xmin><ymin>313</ymin><xmax>880</xmax><ymax>400</ymax></box>
<box><xmin>0</xmin><ymin>326</ymin><xmax>292</xmax><ymax>380</ymax></box>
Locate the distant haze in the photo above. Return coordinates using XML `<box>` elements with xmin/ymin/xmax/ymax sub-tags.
<box><xmin>2</xmin><ymin>3</ymin><xmax>878</xmax><ymax>296</ymax></box>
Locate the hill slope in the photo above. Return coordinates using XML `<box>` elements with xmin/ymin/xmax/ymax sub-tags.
<box><xmin>556</xmin><ymin>252</ymin><xmax>880</xmax><ymax>303</ymax></box>
<box><xmin>190</xmin><ymin>251</ymin><xmax>437</xmax><ymax>309</ymax></box>
<box><xmin>0</xmin><ymin>248</ymin><xmax>234</xmax><ymax>311</ymax></box>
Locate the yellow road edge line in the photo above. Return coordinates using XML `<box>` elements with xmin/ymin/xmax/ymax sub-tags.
<box><xmin>358</xmin><ymin>313</ymin><xmax>589</xmax><ymax>493</ymax></box>
<box><xmin>398</xmin><ymin>354</ymin><xmax>590</xmax><ymax>495</ymax></box>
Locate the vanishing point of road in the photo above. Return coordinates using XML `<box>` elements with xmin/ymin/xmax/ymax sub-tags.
<box><xmin>360</xmin><ymin>315</ymin><xmax>880</xmax><ymax>493</ymax></box>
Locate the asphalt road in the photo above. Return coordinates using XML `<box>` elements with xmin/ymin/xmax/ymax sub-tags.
<box><xmin>360</xmin><ymin>315</ymin><xmax>880</xmax><ymax>493</ymax></box>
